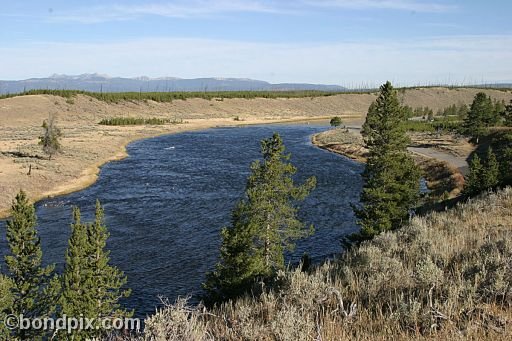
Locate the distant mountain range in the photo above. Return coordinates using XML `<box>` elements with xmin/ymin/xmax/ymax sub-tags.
<box><xmin>0</xmin><ymin>74</ymin><xmax>346</xmax><ymax>94</ymax></box>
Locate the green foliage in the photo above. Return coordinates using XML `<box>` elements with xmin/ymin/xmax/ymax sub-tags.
<box><xmin>483</xmin><ymin>147</ymin><xmax>500</xmax><ymax>189</ymax></box>
<box><xmin>59</xmin><ymin>202</ymin><xmax>131</xmax><ymax>340</ymax></box>
<box><xmin>464</xmin><ymin>154</ymin><xmax>484</xmax><ymax>196</ymax></box>
<box><xmin>0</xmin><ymin>89</ymin><xmax>344</xmax><ymax>103</ymax></box>
<box><xmin>411</xmin><ymin>106</ymin><xmax>434</xmax><ymax>120</ymax></box>
<box><xmin>38</xmin><ymin>113</ymin><xmax>62</xmax><ymax>160</ymax></box>
<box><xmin>463</xmin><ymin>92</ymin><xmax>498</xmax><ymax>142</ymax></box>
<box><xmin>402</xmin><ymin>105</ymin><xmax>414</xmax><ymax>119</ymax></box>
<box><xmin>404</xmin><ymin>119</ymin><xmax>462</xmax><ymax>133</ymax></box>
<box><xmin>4</xmin><ymin>191</ymin><xmax>56</xmax><ymax>340</ymax></box>
<box><xmin>494</xmin><ymin>98</ymin><xmax>506</xmax><ymax>120</ymax></box>
<box><xmin>482</xmin><ymin>130</ymin><xmax>512</xmax><ymax>186</ymax></box>
<box><xmin>0</xmin><ymin>274</ymin><xmax>14</xmax><ymax>339</ymax></box>
<box><xmin>438</xmin><ymin>102</ymin><xmax>469</xmax><ymax>119</ymax></box>
<box><xmin>464</xmin><ymin>147</ymin><xmax>500</xmax><ymax>196</ymax></box>
<box><xmin>204</xmin><ymin>133</ymin><xmax>316</xmax><ymax>302</ymax></box>
<box><xmin>354</xmin><ymin>82</ymin><xmax>420</xmax><ymax>240</ymax></box>
<box><xmin>329</xmin><ymin>116</ymin><xmax>343</xmax><ymax>127</ymax></box>
<box><xmin>98</xmin><ymin>117</ymin><xmax>176</xmax><ymax>125</ymax></box>
<box><xmin>503</xmin><ymin>100</ymin><xmax>512</xmax><ymax>126</ymax></box>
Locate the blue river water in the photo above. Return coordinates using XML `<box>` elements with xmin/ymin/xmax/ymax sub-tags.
<box><xmin>0</xmin><ymin>123</ymin><xmax>363</xmax><ymax>317</ymax></box>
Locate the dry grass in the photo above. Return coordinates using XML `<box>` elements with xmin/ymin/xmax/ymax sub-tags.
<box><xmin>313</xmin><ymin>129</ymin><xmax>465</xmax><ymax>200</ymax></box>
<box><xmin>130</xmin><ymin>188</ymin><xmax>512</xmax><ymax>340</ymax></box>
<box><xmin>312</xmin><ymin>128</ymin><xmax>368</xmax><ymax>162</ymax></box>
<box><xmin>414</xmin><ymin>156</ymin><xmax>465</xmax><ymax>199</ymax></box>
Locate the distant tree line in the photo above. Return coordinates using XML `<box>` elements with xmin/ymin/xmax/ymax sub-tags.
<box><xmin>0</xmin><ymin>89</ymin><xmax>345</xmax><ymax>103</ymax></box>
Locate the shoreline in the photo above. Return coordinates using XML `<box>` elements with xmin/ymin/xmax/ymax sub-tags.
<box><xmin>311</xmin><ymin>129</ymin><xmax>466</xmax><ymax>199</ymax></box>
<box><xmin>0</xmin><ymin>116</ymin><xmax>334</xmax><ymax>219</ymax></box>
<box><xmin>311</xmin><ymin>133</ymin><xmax>367</xmax><ymax>163</ymax></box>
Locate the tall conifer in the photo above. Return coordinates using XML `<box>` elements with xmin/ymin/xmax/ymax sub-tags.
<box><xmin>0</xmin><ymin>274</ymin><xmax>13</xmax><ymax>339</ymax></box>
<box><xmin>464</xmin><ymin>154</ymin><xmax>484</xmax><ymax>196</ymax></box>
<box><xmin>463</xmin><ymin>92</ymin><xmax>494</xmax><ymax>143</ymax></box>
<box><xmin>60</xmin><ymin>203</ymin><xmax>130</xmax><ymax>340</ymax></box>
<box><xmin>4</xmin><ymin>190</ymin><xmax>55</xmax><ymax>340</ymax></box>
<box><xmin>204</xmin><ymin>133</ymin><xmax>316</xmax><ymax>302</ymax></box>
<box><xmin>483</xmin><ymin>147</ymin><xmax>499</xmax><ymax>189</ymax></box>
<box><xmin>353</xmin><ymin>82</ymin><xmax>420</xmax><ymax>240</ymax></box>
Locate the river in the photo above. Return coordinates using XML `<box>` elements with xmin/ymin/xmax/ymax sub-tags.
<box><xmin>0</xmin><ymin>123</ymin><xmax>363</xmax><ymax>317</ymax></box>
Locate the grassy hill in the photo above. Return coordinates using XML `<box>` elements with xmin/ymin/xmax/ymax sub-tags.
<box><xmin>139</xmin><ymin>188</ymin><xmax>512</xmax><ymax>340</ymax></box>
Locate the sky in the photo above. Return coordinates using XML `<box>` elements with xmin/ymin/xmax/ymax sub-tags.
<box><xmin>1</xmin><ymin>0</ymin><xmax>511</xmax><ymax>86</ymax></box>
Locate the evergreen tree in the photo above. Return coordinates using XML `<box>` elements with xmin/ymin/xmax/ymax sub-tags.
<box><xmin>464</xmin><ymin>147</ymin><xmax>500</xmax><ymax>197</ymax></box>
<box><xmin>4</xmin><ymin>190</ymin><xmax>55</xmax><ymax>340</ymax></box>
<box><xmin>204</xmin><ymin>133</ymin><xmax>316</xmax><ymax>302</ymax></box>
<box><xmin>483</xmin><ymin>147</ymin><xmax>499</xmax><ymax>189</ymax></box>
<box><xmin>457</xmin><ymin>103</ymin><xmax>469</xmax><ymax>119</ymax></box>
<box><xmin>330</xmin><ymin>116</ymin><xmax>343</xmax><ymax>128</ymax></box>
<box><xmin>60</xmin><ymin>203</ymin><xmax>130</xmax><ymax>340</ymax></box>
<box><xmin>60</xmin><ymin>207</ymin><xmax>93</xmax><ymax>340</ymax></box>
<box><xmin>353</xmin><ymin>81</ymin><xmax>420</xmax><ymax>240</ymax></box>
<box><xmin>0</xmin><ymin>274</ymin><xmax>13</xmax><ymax>339</ymax></box>
<box><xmin>463</xmin><ymin>92</ymin><xmax>494</xmax><ymax>143</ymax></box>
<box><xmin>464</xmin><ymin>154</ymin><xmax>484</xmax><ymax>196</ymax></box>
<box><xmin>38</xmin><ymin>113</ymin><xmax>62</xmax><ymax>160</ymax></box>
<box><xmin>503</xmin><ymin>100</ymin><xmax>512</xmax><ymax>127</ymax></box>
<box><xmin>493</xmin><ymin>99</ymin><xmax>506</xmax><ymax>123</ymax></box>
<box><xmin>87</xmin><ymin>201</ymin><xmax>131</xmax><ymax>321</ymax></box>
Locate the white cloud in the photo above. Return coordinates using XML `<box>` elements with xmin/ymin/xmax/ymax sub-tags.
<box><xmin>48</xmin><ymin>0</ymin><xmax>284</xmax><ymax>23</ymax></box>
<box><xmin>44</xmin><ymin>0</ymin><xmax>455</xmax><ymax>23</ymax></box>
<box><xmin>0</xmin><ymin>35</ymin><xmax>510</xmax><ymax>85</ymax></box>
<box><xmin>303</xmin><ymin>0</ymin><xmax>456</xmax><ymax>13</ymax></box>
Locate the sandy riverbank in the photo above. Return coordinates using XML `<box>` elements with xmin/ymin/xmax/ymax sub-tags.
<box><xmin>0</xmin><ymin>114</ymin><xmax>339</xmax><ymax>218</ymax></box>
<box><xmin>311</xmin><ymin>127</ymin><xmax>468</xmax><ymax>198</ymax></box>
<box><xmin>2</xmin><ymin>87</ymin><xmax>510</xmax><ymax>218</ymax></box>
<box><xmin>0</xmin><ymin>92</ymin><xmax>374</xmax><ymax>218</ymax></box>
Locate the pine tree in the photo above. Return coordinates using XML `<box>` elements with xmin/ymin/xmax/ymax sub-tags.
<box><xmin>353</xmin><ymin>81</ymin><xmax>420</xmax><ymax>240</ymax></box>
<box><xmin>38</xmin><ymin>113</ymin><xmax>62</xmax><ymax>160</ymax></box>
<box><xmin>4</xmin><ymin>190</ymin><xmax>55</xmax><ymax>340</ymax></box>
<box><xmin>464</xmin><ymin>154</ymin><xmax>484</xmax><ymax>196</ymax></box>
<box><xmin>87</xmin><ymin>201</ymin><xmax>131</xmax><ymax>322</ymax></box>
<box><xmin>464</xmin><ymin>148</ymin><xmax>500</xmax><ymax>197</ymax></box>
<box><xmin>60</xmin><ymin>207</ymin><xmax>94</xmax><ymax>340</ymax></box>
<box><xmin>503</xmin><ymin>100</ymin><xmax>512</xmax><ymax>127</ymax></box>
<box><xmin>330</xmin><ymin>116</ymin><xmax>343</xmax><ymax>128</ymax></box>
<box><xmin>60</xmin><ymin>203</ymin><xmax>131</xmax><ymax>340</ymax></box>
<box><xmin>483</xmin><ymin>147</ymin><xmax>499</xmax><ymax>189</ymax></box>
<box><xmin>0</xmin><ymin>274</ymin><xmax>14</xmax><ymax>339</ymax></box>
<box><xmin>457</xmin><ymin>103</ymin><xmax>469</xmax><ymax>119</ymax></box>
<box><xmin>204</xmin><ymin>133</ymin><xmax>316</xmax><ymax>302</ymax></box>
<box><xmin>463</xmin><ymin>92</ymin><xmax>494</xmax><ymax>143</ymax></box>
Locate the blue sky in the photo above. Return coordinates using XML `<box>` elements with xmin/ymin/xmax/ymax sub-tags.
<box><xmin>1</xmin><ymin>0</ymin><xmax>511</xmax><ymax>86</ymax></box>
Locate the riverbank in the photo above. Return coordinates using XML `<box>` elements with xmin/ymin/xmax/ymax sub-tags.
<box><xmin>312</xmin><ymin>128</ymin><xmax>467</xmax><ymax>199</ymax></box>
<box><xmin>0</xmin><ymin>113</ymin><xmax>340</xmax><ymax>218</ymax></box>
<box><xmin>2</xmin><ymin>86</ymin><xmax>508</xmax><ymax>217</ymax></box>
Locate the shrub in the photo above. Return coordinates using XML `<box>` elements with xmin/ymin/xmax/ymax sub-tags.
<box><xmin>98</xmin><ymin>117</ymin><xmax>172</xmax><ymax>126</ymax></box>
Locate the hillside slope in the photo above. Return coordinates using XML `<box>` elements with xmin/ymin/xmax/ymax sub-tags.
<box><xmin>0</xmin><ymin>87</ymin><xmax>511</xmax><ymax>217</ymax></box>
<box><xmin>140</xmin><ymin>188</ymin><xmax>512</xmax><ymax>340</ymax></box>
